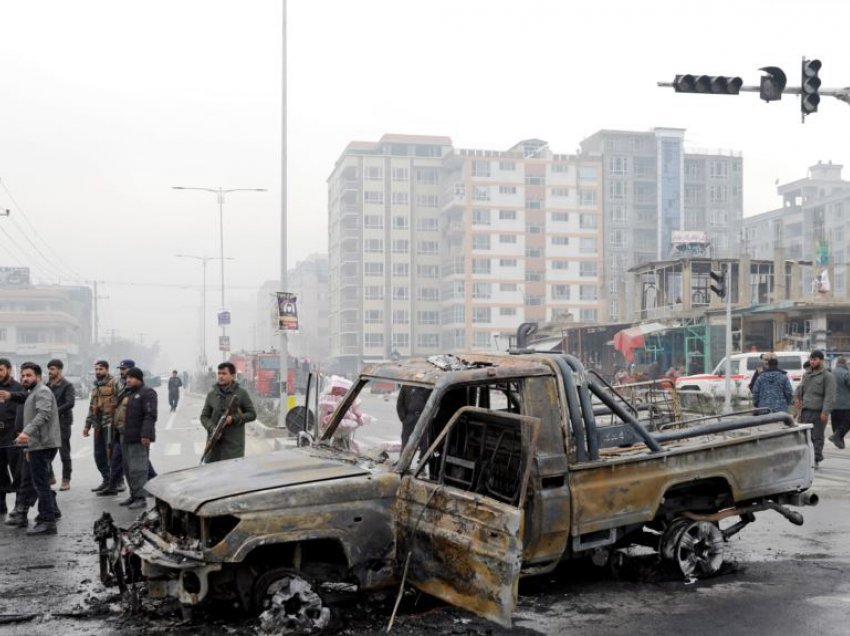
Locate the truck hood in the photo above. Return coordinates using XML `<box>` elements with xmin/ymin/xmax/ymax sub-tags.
<box><xmin>146</xmin><ymin>449</ymin><xmax>370</xmax><ymax>512</ymax></box>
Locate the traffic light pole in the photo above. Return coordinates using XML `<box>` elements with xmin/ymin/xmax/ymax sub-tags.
<box><xmin>723</xmin><ymin>263</ymin><xmax>732</xmax><ymax>414</ymax></box>
<box><xmin>657</xmin><ymin>82</ymin><xmax>850</xmax><ymax>104</ymax></box>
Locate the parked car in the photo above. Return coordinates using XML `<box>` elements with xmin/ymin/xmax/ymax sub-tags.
<box><xmin>676</xmin><ymin>351</ymin><xmax>809</xmax><ymax>399</ymax></box>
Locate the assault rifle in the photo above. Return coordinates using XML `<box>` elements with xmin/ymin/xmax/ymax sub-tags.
<box><xmin>200</xmin><ymin>395</ymin><xmax>238</xmax><ymax>464</ymax></box>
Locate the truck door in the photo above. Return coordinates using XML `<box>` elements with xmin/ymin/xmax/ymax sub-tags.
<box><xmin>395</xmin><ymin>406</ymin><xmax>540</xmax><ymax>627</ymax></box>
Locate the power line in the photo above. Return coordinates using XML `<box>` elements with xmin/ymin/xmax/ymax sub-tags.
<box><xmin>0</xmin><ymin>177</ymin><xmax>84</xmax><ymax>280</ymax></box>
<box><xmin>0</xmin><ymin>223</ymin><xmax>56</xmax><ymax>282</ymax></box>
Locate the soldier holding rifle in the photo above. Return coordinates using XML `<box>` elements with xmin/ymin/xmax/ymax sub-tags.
<box><xmin>200</xmin><ymin>362</ymin><xmax>256</xmax><ymax>463</ymax></box>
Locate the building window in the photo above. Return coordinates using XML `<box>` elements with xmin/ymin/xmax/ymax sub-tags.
<box><xmin>364</xmin><ymin>333</ymin><xmax>384</xmax><ymax>347</ymax></box>
<box><xmin>550</xmin><ymin>187</ymin><xmax>569</xmax><ymax>197</ymax></box>
<box><xmin>364</xmin><ymin>262</ymin><xmax>383</xmax><ymax>277</ymax></box>
<box><xmin>612</xmin><ymin>205</ymin><xmax>627</xmax><ymax>223</ymax></box>
<box><xmin>417</xmin><ymin>264</ymin><xmax>439</xmax><ymax>278</ymax></box>
<box><xmin>709</xmin><ymin>184</ymin><xmax>728</xmax><ymax>204</ymax></box>
<box><xmin>526</xmin><ymin>248</ymin><xmax>543</xmax><ymax>258</ymax></box>
<box><xmin>552</xmin><ymin>284</ymin><xmax>570</xmax><ymax>300</ymax></box>
<box><xmin>499</xmin><ymin>209</ymin><xmax>517</xmax><ymax>220</ymax></box>
<box><xmin>579</xmin><ymin>166</ymin><xmax>598</xmax><ymax>181</ymax></box>
<box><xmin>499</xmin><ymin>185</ymin><xmax>517</xmax><ymax>195</ymax></box>
<box><xmin>708</xmin><ymin>209</ymin><xmax>729</xmax><ymax>226</ymax></box>
<box><xmin>364</xmin><ymin>215</ymin><xmax>383</xmax><ymax>229</ymax></box>
<box><xmin>472</xmin><ymin>160</ymin><xmax>491</xmax><ymax>177</ymax></box>
<box><xmin>392</xmin><ymin>167</ymin><xmax>408</xmax><ymax>182</ymax></box>
<box><xmin>365</xmin><ymin>286</ymin><xmax>384</xmax><ymax>300</ymax></box>
<box><xmin>364</xmin><ymin>238</ymin><xmax>383</xmax><ymax>253</ymax></box>
<box><xmin>393</xmin><ymin>262</ymin><xmax>409</xmax><ymax>277</ymax></box>
<box><xmin>499</xmin><ymin>160</ymin><xmax>516</xmax><ymax>171</ymax></box>
<box><xmin>417</xmin><ymin>217</ymin><xmax>438</xmax><ymax>231</ymax></box>
<box><xmin>364</xmin><ymin>191</ymin><xmax>384</xmax><ymax>205</ymax></box>
<box><xmin>364</xmin><ymin>166</ymin><xmax>383</xmax><ymax>181</ymax></box>
<box><xmin>472</xmin><ymin>307</ymin><xmax>491</xmax><ymax>323</ymax></box>
<box><xmin>473</xmin><ymin>186</ymin><xmax>490</xmax><ymax>201</ymax></box>
<box><xmin>580</xmin><ymin>308</ymin><xmax>598</xmax><ymax>322</ymax></box>
<box><xmin>550</xmin><ymin>163</ymin><xmax>569</xmax><ymax>173</ymax></box>
<box><xmin>552</xmin><ymin>260</ymin><xmax>569</xmax><ymax>270</ymax></box>
<box><xmin>527</xmin><ymin>295</ymin><xmax>544</xmax><ymax>306</ymax></box>
<box><xmin>609</xmin><ymin>181</ymin><xmax>627</xmax><ymax>201</ymax></box>
<box><xmin>392</xmin><ymin>333</ymin><xmax>410</xmax><ymax>348</ymax></box>
<box><xmin>364</xmin><ymin>309</ymin><xmax>383</xmax><ymax>324</ymax></box>
<box><xmin>392</xmin><ymin>239</ymin><xmax>409</xmax><ymax>253</ymax></box>
<box><xmin>472</xmin><ymin>234</ymin><xmax>491</xmax><ymax>250</ymax></box>
<box><xmin>551</xmin><ymin>236</ymin><xmax>569</xmax><ymax>246</ymax></box>
<box><xmin>579</xmin><ymin>189</ymin><xmax>596</xmax><ymax>206</ymax></box>
<box><xmin>415</xmin><ymin>194</ymin><xmax>439</xmax><ymax>208</ymax></box>
<box><xmin>417</xmin><ymin>311</ymin><xmax>439</xmax><ymax>325</ymax></box>
<box><xmin>417</xmin><ymin>333</ymin><xmax>440</xmax><ymax>347</ymax></box>
<box><xmin>392</xmin><ymin>309</ymin><xmax>410</xmax><ymax>324</ymax></box>
<box><xmin>580</xmin><ymin>238</ymin><xmax>597</xmax><ymax>253</ymax></box>
<box><xmin>499</xmin><ymin>307</ymin><xmax>517</xmax><ymax>316</ymax></box>
<box><xmin>611</xmin><ymin>229</ymin><xmax>626</xmax><ymax>248</ymax></box>
<box><xmin>393</xmin><ymin>286</ymin><xmax>409</xmax><ymax>300</ymax></box>
<box><xmin>610</xmin><ymin>156</ymin><xmax>627</xmax><ymax>175</ymax></box>
<box><xmin>499</xmin><ymin>258</ymin><xmax>517</xmax><ymax>267</ymax></box>
<box><xmin>550</xmin><ymin>212</ymin><xmax>569</xmax><ymax>222</ymax></box>
<box><xmin>417</xmin><ymin>240</ymin><xmax>439</xmax><ymax>255</ymax></box>
<box><xmin>526</xmin><ymin>176</ymin><xmax>545</xmax><ymax>186</ymax></box>
<box><xmin>472</xmin><ymin>282</ymin><xmax>491</xmax><ymax>299</ymax></box>
<box><xmin>580</xmin><ymin>213</ymin><xmax>598</xmax><ymax>229</ymax></box>
<box><xmin>472</xmin><ymin>258</ymin><xmax>491</xmax><ymax>274</ymax></box>
<box><xmin>471</xmin><ymin>331</ymin><xmax>491</xmax><ymax>348</ymax></box>
<box><xmin>500</xmin><ymin>283</ymin><xmax>517</xmax><ymax>292</ymax></box>
<box><xmin>418</xmin><ymin>287</ymin><xmax>439</xmax><ymax>301</ymax></box>
<box><xmin>580</xmin><ymin>285</ymin><xmax>598</xmax><ymax>301</ymax></box>
<box><xmin>392</xmin><ymin>215</ymin><xmax>409</xmax><ymax>229</ymax></box>
<box><xmin>526</xmin><ymin>271</ymin><xmax>543</xmax><ymax>282</ymax></box>
<box><xmin>499</xmin><ymin>234</ymin><xmax>517</xmax><ymax>244</ymax></box>
<box><xmin>580</xmin><ymin>261</ymin><xmax>597</xmax><ymax>277</ymax></box>
<box><xmin>526</xmin><ymin>199</ymin><xmax>543</xmax><ymax>209</ymax></box>
<box><xmin>472</xmin><ymin>208</ymin><xmax>491</xmax><ymax>225</ymax></box>
<box><xmin>709</xmin><ymin>160</ymin><xmax>729</xmax><ymax>179</ymax></box>
<box><xmin>392</xmin><ymin>191</ymin><xmax>409</xmax><ymax>205</ymax></box>
<box><xmin>415</xmin><ymin>169</ymin><xmax>438</xmax><ymax>184</ymax></box>
<box><xmin>526</xmin><ymin>223</ymin><xmax>544</xmax><ymax>234</ymax></box>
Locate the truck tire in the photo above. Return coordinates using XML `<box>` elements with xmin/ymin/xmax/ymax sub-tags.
<box><xmin>661</xmin><ymin>519</ymin><xmax>724</xmax><ymax>579</ymax></box>
<box><xmin>253</xmin><ymin>568</ymin><xmax>331</xmax><ymax>630</ymax></box>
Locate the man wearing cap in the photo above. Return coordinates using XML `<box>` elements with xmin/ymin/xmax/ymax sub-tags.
<box><xmin>47</xmin><ymin>359</ymin><xmax>75</xmax><ymax>491</ymax></box>
<box><xmin>120</xmin><ymin>367</ymin><xmax>157</xmax><ymax>509</ymax></box>
<box><xmin>752</xmin><ymin>353</ymin><xmax>793</xmax><ymax>413</ymax></box>
<box><xmin>83</xmin><ymin>360</ymin><xmax>118</xmax><ymax>493</ymax></box>
<box><xmin>829</xmin><ymin>356</ymin><xmax>850</xmax><ymax>450</ymax></box>
<box><xmin>794</xmin><ymin>349</ymin><xmax>836</xmax><ymax>466</ymax></box>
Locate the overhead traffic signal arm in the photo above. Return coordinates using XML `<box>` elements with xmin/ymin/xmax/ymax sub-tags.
<box><xmin>673</xmin><ymin>74</ymin><xmax>743</xmax><ymax>94</ymax></box>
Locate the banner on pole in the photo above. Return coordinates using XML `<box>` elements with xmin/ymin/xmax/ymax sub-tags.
<box><xmin>276</xmin><ymin>292</ymin><xmax>299</xmax><ymax>331</ymax></box>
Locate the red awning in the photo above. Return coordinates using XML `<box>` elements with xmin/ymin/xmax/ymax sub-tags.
<box><xmin>613</xmin><ymin>322</ymin><xmax>668</xmax><ymax>362</ymax></box>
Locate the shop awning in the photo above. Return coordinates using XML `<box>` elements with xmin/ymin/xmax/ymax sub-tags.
<box><xmin>613</xmin><ymin>322</ymin><xmax>668</xmax><ymax>362</ymax></box>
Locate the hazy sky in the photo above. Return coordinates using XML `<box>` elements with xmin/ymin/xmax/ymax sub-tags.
<box><xmin>1</xmin><ymin>0</ymin><xmax>848</xmax><ymax>369</ymax></box>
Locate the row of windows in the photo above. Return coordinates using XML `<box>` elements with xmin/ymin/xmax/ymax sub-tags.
<box><xmin>471</xmin><ymin>209</ymin><xmax>594</xmax><ymax>226</ymax></box>
<box><xmin>363</xmin><ymin>215</ymin><xmax>439</xmax><ymax>230</ymax></box>
<box><xmin>363</xmin><ymin>333</ymin><xmax>441</xmax><ymax>348</ymax></box>
<box><xmin>364</xmin><ymin>309</ymin><xmax>441</xmax><ymax>324</ymax></box>
<box><xmin>364</xmin><ymin>192</ymin><xmax>440</xmax><ymax>207</ymax></box>
<box><xmin>364</xmin><ymin>239</ymin><xmax>440</xmax><ymax>254</ymax></box>
<box><xmin>362</xmin><ymin>167</ymin><xmax>439</xmax><ymax>183</ymax></box>
<box><xmin>364</xmin><ymin>286</ymin><xmax>439</xmax><ymax>301</ymax></box>
<box><xmin>469</xmin><ymin>160</ymin><xmax>583</xmax><ymax>177</ymax></box>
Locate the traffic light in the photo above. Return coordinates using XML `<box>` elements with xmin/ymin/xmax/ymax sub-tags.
<box><xmin>673</xmin><ymin>74</ymin><xmax>743</xmax><ymax>95</ymax></box>
<box><xmin>759</xmin><ymin>66</ymin><xmax>787</xmax><ymax>102</ymax></box>
<box><xmin>709</xmin><ymin>270</ymin><xmax>726</xmax><ymax>299</ymax></box>
<box><xmin>801</xmin><ymin>58</ymin><xmax>822</xmax><ymax>117</ymax></box>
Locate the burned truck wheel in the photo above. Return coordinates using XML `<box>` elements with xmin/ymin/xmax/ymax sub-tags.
<box><xmin>253</xmin><ymin>568</ymin><xmax>331</xmax><ymax>632</ymax></box>
<box><xmin>661</xmin><ymin>519</ymin><xmax>724</xmax><ymax>579</ymax></box>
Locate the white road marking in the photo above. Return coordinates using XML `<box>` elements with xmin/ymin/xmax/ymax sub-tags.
<box><xmin>165</xmin><ymin>411</ymin><xmax>177</xmax><ymax>430</ymax></box>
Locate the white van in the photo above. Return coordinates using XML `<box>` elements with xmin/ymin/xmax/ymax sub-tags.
<box><xmin>676</xmin><ymin>351</ymin><xmax>809</xmax><ymax>399</ymax></box>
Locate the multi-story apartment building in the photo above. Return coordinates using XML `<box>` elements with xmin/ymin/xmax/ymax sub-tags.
<box><xmin>440</xmin><ymin>139</ymin><xmax>604</xmax><ymax>351</ymax></box>
<box><xmin>328</xmin><ymin>134</ymin><xmax>451</xmax><ymax>372</ymax></box>
<box><xmin>744</xmin><ymin>161</ymin><xmax>850</xmax><ymax>296</ymax></box>
<box><xmin>580</xmin><ymin>128</ymin><xmax>743</xmax><ymax>321</ymax></box>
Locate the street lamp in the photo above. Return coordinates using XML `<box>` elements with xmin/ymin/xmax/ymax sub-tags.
<box><xmin>176</xmin><ymin>254</ymin><xmax>234</xmax><ymax>370</ymax></box>
<box><xmin>172</xmin><ymin>186</ymin><xmax>266</xmax><ymax>361</ymax></box>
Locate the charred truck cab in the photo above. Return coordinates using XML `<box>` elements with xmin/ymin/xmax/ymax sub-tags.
<box><xmin>96</xmin><ymin>353</ymin><xmax>817</xmax><ymax>628</ymax></box>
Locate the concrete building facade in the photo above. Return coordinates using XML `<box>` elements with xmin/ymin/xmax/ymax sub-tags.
<box><xmin>580</xmin><ymin>128</ymin><xmax>743</xmax><ymax>322</ymax></box>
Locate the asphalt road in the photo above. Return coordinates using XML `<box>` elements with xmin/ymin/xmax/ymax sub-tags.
<box><xmin>1</xmin><ymin>388</ymin><xmax>849</xmax><ymax>636</ymax></box>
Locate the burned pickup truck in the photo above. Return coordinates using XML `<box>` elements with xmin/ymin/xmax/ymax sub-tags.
<box><xmin>96</xmin><ymin>353</ymin><xmax>817</xmax><ymax>628</ymax></box>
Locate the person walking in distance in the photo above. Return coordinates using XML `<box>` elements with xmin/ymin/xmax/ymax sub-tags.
<box><xmin>119</xmin><ymin>367</ymin><xmax>157</xmax><ymax>509</ymax></box>
<box><xmin>794</xmin><ymin>350</ymin><xmax>836</xmax><ymax>467</ymax></box>
<box><xmin>14</xmin><ymin>363</ymin><xmax>61</xmax><ymax>535</ymax></box>
<box><xmin>83</xmin><ymin>361</ymin><xmax>117</xmax><ymax>493</ymax></box>
<box><xmin>167</xmin><ymin>370</ymin><xmax>183</xmax><ymax>412</ymax></box>
<box><xmin>829</xmin><ymin>356</ymin><xmax>850</xmax><ymax>450</ymax></box>
<box><xmin>47</xmin><ymin>359</ymin><xmax>75</xmax><ymax>491</ymax></box>
<box><xmin>0</xmin><ymin>359</ymin><xmax>23</xmax><ymax>515</ymax></box>
<box><xmin>751</xmin><ymin>353</ymin><xmax>793</xmax><ymax>413</ymax></box>
<box><xmin>200</xmin><ymin>362</ymin><xmax>256</xmax><ymax>462</ymax></box>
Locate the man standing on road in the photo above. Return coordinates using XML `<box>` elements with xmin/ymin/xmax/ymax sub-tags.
<box><xmin>396</xmin><ymin>384</ymin><xmax>432</xmax><ymax>449</ymax></box>
<box><xmin>829</xmin><ymin>356</ymin><xmax>850</xmax><ymax>450</ymax></box>
<box><xmin>752</xmin><ymin>353</ymin><xmax>793</xmax><ymax>413</ymax></box>
<box><xmin>83</xmin><ymin>361</ymin><xmax>117</xmax><ymax>493</ymax></box>
<box><xmin>200</xmin><ymin>362</ymin><xmax>256</xmax><ymax>462</ymax></box>
<box><xmin>119</xmin><ymin>367</ymin><xmax>157</xmax><ymax>509</ymax></box>
<box><xmin>167</xmin><ymin>370</ymin><xmax>183</xmax><ymax>412</ymax></box>
<box><xmin>14</xmin><ymin>363</ymin><xmax>61</xmax><ymax>535</ymax></box>
<box><xmin>794</xmin><ymin>350</ymin><xmax>836</xmax><ymax>466</ymax></box>
<box><xmin>47</xmin><ymin>359</ymin><xmax>75</xmax><ymax>491</ymax></box>
<box><xmin>96</xmin><ymin>359</ymin><xmax>135</xmax><ymax>496</ymax></box>
<box><xmin>0</xmin><ymin>359</ymin><xmax>23</xmax><ymax>515</ymax></box>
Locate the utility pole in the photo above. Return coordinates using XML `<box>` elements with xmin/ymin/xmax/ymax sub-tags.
<box><xmin>278</xmin><ymin>0</ymin><xmax>290</xmax><ymax>428</ymax></box>
<box><xmin>724</xmin><ymin>263</ymin><xmax>733</xmax><ymax>414</ymax></box>
<box><xmin>91</xmin><ymin>280</ymin><xmax>109</xmax><ymax>345</ymax></box>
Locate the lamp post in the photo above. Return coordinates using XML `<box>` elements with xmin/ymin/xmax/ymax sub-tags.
<box><xmin>176</xmin><ymin>254</ymin><xmax>234</xmax><ymax>370</ymax></box>
<box><xmin>172</xmin><ymin>186</ymin><xmax>266</xmax><ymax>361</ymax></box>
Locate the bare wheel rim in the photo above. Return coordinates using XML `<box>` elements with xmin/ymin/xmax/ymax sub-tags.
<box><xmin>674</xmin><ymin>520</ymin><xmax>724</xmax><ymax>578</ymax></box>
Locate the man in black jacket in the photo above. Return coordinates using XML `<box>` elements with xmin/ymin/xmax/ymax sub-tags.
<box><xmin>47</xmin><ymin>359</ymin><xmax>75</xmax><ymax>491</ymax></box>
<box><xmin>0</xmin><ymin>358</ymin><xmax>23</xmax><ymax>515</ymax></box>
<box><xmin>119</xmin><ymin>367</ymin><xmax>157</xmax><ymax>509</ymax></box>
